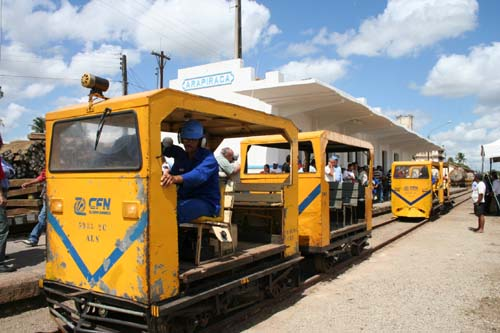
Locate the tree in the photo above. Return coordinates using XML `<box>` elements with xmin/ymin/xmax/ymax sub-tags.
<box><xmin>31</xmin><ymin>117</ymin><xmax>45</xmax><ymax>133</ymax></box>
<box><xmin>447</xmin><ymin>157</ymin><xmax>454</xmax><ymax>163</ymax></box>
<box><xmin>455</xmin><ymin>152</ymin><xmax>466</xmax><ymax>164</ymax></box>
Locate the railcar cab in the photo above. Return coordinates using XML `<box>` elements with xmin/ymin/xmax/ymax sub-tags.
<box><xmin>241</xmin><ymin>130</ymin><xmax>374</xmax><ymax>272</ymax></box>
<box><xmin>391</xmin><ymin>160</ymin><xmax>449</xmax><ymax>219</ymax></box>
<box><xmin>43</xmin><ymin>88</ymin><xmax>300</xmax><ymax>332</ymax></box>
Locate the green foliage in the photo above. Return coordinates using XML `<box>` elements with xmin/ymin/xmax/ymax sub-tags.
<box><xmin>31</xmin><ymin>117</ymin><xmax>45</xmax><ymax>133</ymax></box>
<box><xmin>455</xmin><ymin>152</ymin><xmax>466</xmax><ymax>164</ymax></box>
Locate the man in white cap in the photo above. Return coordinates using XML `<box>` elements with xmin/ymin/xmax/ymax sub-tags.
<box><xmin>325</xmin><ymin>155</ymin><xmax>342</xmax><ymax>182</ymax></box>
<box><xmin>216</xmin><ymin>147</ymin><xmax>240</xmax><ymax>179</ymax></box>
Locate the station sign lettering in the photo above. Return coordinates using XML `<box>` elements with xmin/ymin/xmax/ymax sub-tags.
<box><xmin>182</xmin><ymin>72</ymin><xmax>235</xmax><ymax>91</ymax></box>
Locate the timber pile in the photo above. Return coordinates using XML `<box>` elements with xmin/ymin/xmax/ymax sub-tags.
<box><xmin>6</xmin><ymin>179</ymin><xmax>42</xmax><ymax>228</ymax></box>
<box><xmin>0</xmin><ymin>133</ymin><xmax>46</xmax><ymax>230</ymax></box>
<box><xmin>1</xmin><ymin>138</ymin><xmax>46</xmax><ymax>179</ymax></box>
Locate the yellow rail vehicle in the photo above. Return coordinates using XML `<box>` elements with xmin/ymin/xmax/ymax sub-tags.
<box><xmin>42</xmin><ymin>82</ymin><xmax>301</xmax><ymax>332</ymax></box>
<box><xmin>391</xmin><ymin>161</ymin><xmax>452</xmax><ymax>219</ymax></box>
<box><xmin>241</xmin><ymin>131</ymin><xmax>374</xmax><ymax>272</ymax></box>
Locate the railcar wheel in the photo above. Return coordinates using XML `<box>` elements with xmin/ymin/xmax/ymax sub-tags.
<box><xmin>267</xmin><ymin>283</ymin><xmax>283</xmax><ymax>298</ymax></box>
<box><xmin>314</xmin><ymin>255</ymin><xmax>338</xmax><ymax>273</ymax></box>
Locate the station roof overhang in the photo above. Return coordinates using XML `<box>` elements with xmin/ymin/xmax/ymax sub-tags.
<box><xmin>236</xmin><ymin>79</ymin><xmax>442</xmax><ymax>153</ymax></box>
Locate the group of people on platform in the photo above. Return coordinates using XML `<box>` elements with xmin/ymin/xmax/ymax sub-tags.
<box><xmin>0</xmin><ymin>133</ymin><xmax>47</xmax><ymax>273</ymax></box>
<box><xmin>472</xmin><ymin>171</ymin><xmax>500</xmax><ymax>233</ymax></box>
<box><xmin>259</xmin><ymin>154</ymin><xmax>391</xmax><ymax>204</ymax></box>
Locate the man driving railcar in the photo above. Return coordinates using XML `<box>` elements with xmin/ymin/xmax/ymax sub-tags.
<box><xmin>160</xmin><ymin>120</ymin><xmax>220</xmax><ymax>223</ymax></box>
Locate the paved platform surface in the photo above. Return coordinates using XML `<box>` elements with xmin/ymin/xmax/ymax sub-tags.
<box><xmin>237</xmin><ymin>198</ymin><xmax>500</xmax><ymax>332</ymax></box>
<box><xmin>0</xmin><ymin>235</ymin><xmax>45</xmax><ymax>305</ymax></box>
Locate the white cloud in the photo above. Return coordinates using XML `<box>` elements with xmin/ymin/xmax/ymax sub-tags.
<box><xmin>421</xmin><ymin>42</ymin><xmax>500</xmax><ymax>104</ymax></box>
<box><xmin>277</xmin><ymin>57</ymin><xmax>349</xmax><ymax>84</ymax></box>
<box><xmin>335</xmin><ymin>0</ymin><xmax>478</xmax><ymax>58</ymax></box>
<box><xmin>24</xmin><ymin>83</ymin><xmax>55</xmax><ymax>98</ymax></box>
<box><xmin>0</xmin><ymin>43</ymin><xmax>134</xmax><ymax>101</ymax></box>
<box><xmin>0</xmin><ymin>103</ymin><xmax>30</xmax><ymax>129</ymax></box>
<box><xmin>381</xmin><ymin>109</ymin><xmax>432</xmax><ymax>131</ymax></box>
<box><xmin>262</xmin><ymin>24</ymin><xmax>282</xmax><ymax>46</ymax></box>
<box><xmin>433</xmin><ymin>105</ymin><xmax>500</xmax><ymax>169</ymax></box>
<box><xmin>286</xmin><ymin>42</ymin><xmax>319</xmax><ymax>57</ymax></box>
<box><xmin>4</xmin><ymin>1</ymin><xmax>135</xmax><ymax>49</ymax></box>
<box><xmin>134</xmin><ymin>0</ymin><xmax>276</xmax><ymax>60</ymax></box>
<box><xmin>4</xmin><ymin>0</ymin><xmax>277</xmax><ymax>62</ymax></box>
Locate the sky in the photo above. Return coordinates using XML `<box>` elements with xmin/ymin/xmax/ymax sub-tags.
<box><xmin>0</xmin><ymin>0</ymin><xmax>499</xmax><ymax>170</ymax></box>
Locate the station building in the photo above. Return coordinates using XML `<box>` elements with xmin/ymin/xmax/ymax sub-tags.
<box><xmin>169</xmin><ymin>59</ymin><xmax>442</xmax><ymax>173</ymax></box>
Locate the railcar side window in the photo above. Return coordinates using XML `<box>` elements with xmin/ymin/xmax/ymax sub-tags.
<box><xmin>50</xmin><ymin>111</ymin><xmax>141</xmax><ymax>171</ymax></box>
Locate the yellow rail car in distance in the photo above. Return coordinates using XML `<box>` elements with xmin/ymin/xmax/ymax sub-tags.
<box><xmin>391</xmin><ymin>161</ymin><xmax>452</xmax><ymax>219</ymax></box>
<box><xmin>241</xmin><ymin>130</ymin><xmax>374</xmax><ymax>272</ymax></box>
<box><xmin>42</xmin><ymin>78</ymin><xmax>301</xmax><ymax>332</ymax></box>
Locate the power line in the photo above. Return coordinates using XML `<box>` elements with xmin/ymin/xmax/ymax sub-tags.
<box><xmin>0</xmin><ymin>73</ymin><xmax>85</xmax><ymax>81</ymax></box>
<box><xmin>128</xmin><ymin>0</ymin><xmax>228</xmax><ymax>54</ymax></box>
<box><xmin>95</xmin><ymin>0</ymin><xmax>225</xmax><ymax>60</ymax></box>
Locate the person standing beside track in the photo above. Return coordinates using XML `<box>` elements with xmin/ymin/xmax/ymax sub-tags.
<box><xmin>491</xmin><ymin>172</ymin><xmax>500</xmax><ymax>215</ymax></box>
<box><xmin>472</xmin><ymin>174</ymin><xmax>486</xmax><ymax>233</ymax></box>
<box><xmin>0</xmin><ymin>134</ymin><xmax>16</xmax><ymax>273</ymax></box>
<box><xmin>160</xmin><ymin>120</ymin><xmax>220</xmax><ymax>223</ymax></box>
<box><xmin>22</xmin><ymin>169</ymin><xmax>47</xmax><ymax>247</ymax></box>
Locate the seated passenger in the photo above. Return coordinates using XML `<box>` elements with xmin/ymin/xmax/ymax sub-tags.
<box><xmin>260</xmin><ymin>164</ymin><xmax>270</xmax><ymax>174</ymax></box>
<box><xmin>161</xmin><ymin>120</ymin><xmax>220</xmax><ymax>224</ymax></box>
<box><xmin>216</xmin><ymin>147</ymin><xmax>240</xmax><ymax>179</ymax></box>
<box><xmin>162</xmin><ymin>136</ymin><xmax>187</xmax><ymax>170</ymax></box>
<box><xmin>270</xmin><ymin>163</ymin><xmax>281</xmax><ymax>173</ymax></box>
<box><xmin>420</xmin><ymin>166</ymin><xmax>429</xmax><ymax>179</ymax></box>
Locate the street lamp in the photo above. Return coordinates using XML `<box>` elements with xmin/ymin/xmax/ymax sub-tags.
<box><xmin>427</xmin><ymin>120</ymin><xmax>452</xmax><ymax>139</ymax></box>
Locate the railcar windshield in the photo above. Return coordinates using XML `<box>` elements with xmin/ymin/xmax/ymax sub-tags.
<box><xmin>393</xmin><ymin>165</ymin><xmax>429</xmax><ymax>179</ymax></box>
<box><xmin>49</xmin><ymin>111</ymin><xmax>141</xmax><ymax>172</ymax></box>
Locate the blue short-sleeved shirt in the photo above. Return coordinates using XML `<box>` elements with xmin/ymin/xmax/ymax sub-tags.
<box><xmin>171</xmin><ymin>148</ymin><xmax>220</xmax><ymax>213</ymax></box>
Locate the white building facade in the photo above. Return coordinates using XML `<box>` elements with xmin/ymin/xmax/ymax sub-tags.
<box><xmin>169</xmin><ymin>59</ymin><xmax>442</xmax><ymax>173</ymax></box>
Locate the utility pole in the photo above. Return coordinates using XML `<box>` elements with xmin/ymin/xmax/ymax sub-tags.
<box><xmin>151</xmin><ymin>51</ymin><xmax>171</xmax><ymax>88</ymax></box>
<box><xmin>120</xmin><ymin>54</ymin><xmax>128</xmax><ymax>95</ymax></box>
<box><xmin>234</xmin><ymin>0</ymin><xmax>242</xmax><ymax>59</ymax></box>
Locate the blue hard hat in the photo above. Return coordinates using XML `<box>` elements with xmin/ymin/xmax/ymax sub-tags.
<box><xmin>181</xmin><ymin>120</ymin><xmax>204</xmax><ymax>140</ymax></box>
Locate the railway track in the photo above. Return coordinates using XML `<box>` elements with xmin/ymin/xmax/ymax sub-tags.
<box><xmin>202</xmin><ymin>190</ymin><xmax>472</xmax><ymax>333</ymax></box>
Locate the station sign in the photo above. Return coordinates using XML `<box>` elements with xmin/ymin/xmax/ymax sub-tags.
<box><xmin>182</xmin><ymin>71</ymin><xmax>235</xmax><ymax>91</ymax></box>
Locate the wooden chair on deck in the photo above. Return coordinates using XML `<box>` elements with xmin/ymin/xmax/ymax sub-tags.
<box><xmin>182</xmin><ymin>180</ymin><xmax>235</xmax><ymax>266</ymax></box>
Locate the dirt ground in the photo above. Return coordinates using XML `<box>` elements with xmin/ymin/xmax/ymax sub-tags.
<box><xmin>238</xmin><ymin>199</ymin><xmax>500</xmax><ymax>332</ymax></box>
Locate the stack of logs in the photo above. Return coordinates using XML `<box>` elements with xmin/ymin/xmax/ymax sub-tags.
<box><xmin>1</xmin><ymin>133</ymin><xmax>45</xmax><ymax>178</ymax></box>
<box><xmin>1</xmin><ymin>133</ymin><xmax>45</xmax><ymax>231</ymax></box>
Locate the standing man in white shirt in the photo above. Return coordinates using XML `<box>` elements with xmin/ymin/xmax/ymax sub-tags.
<box><xmin>473</xmin><ymin>174</ymin><xmax>486</xmax><ymax>233</ymax></box>
<box><xmin>325</xmin><ymin>156</ymin><xmax>342</xmax><ymax>182</ymax></box>
<box><xmin>491</xmin><ymin>172</ymin><xmax>500</xmax><ymax>215</ymax></box>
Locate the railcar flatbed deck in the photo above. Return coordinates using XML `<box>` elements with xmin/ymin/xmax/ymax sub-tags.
<box><xmin>179</xmin><ymin>243</ymin><xmax>286</xmax><ymax>283</ymax></box>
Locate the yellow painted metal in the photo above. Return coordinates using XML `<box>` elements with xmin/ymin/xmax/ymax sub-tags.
<box><xmin>238</xmin><ymin>137</ymin><xmax>299</xmax><ymax>257</ymax></box>
<box><xmin>241</xmin><ymin>130</ymin><xmax>374</xmax><ymax>250</ymax></box>
<box><xmin>45</xmin><ymin>88</ymin><xmax>299</xmax><ymax>305</ymax></box>
<box><xmin>391</xmin><ymin>160</ymin><xmax>441</xmax><ymax>219</ymax></box>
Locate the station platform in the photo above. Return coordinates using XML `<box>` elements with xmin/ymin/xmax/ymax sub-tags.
<box><xmin>0</xmin><ymin>235</ymin><xmax>45</xmax><ymax>306</ymax></box>
<box><xmin>0</xmin><ymin>187</ymin><xmax>470</xmax><ymax>306</ymax></box>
